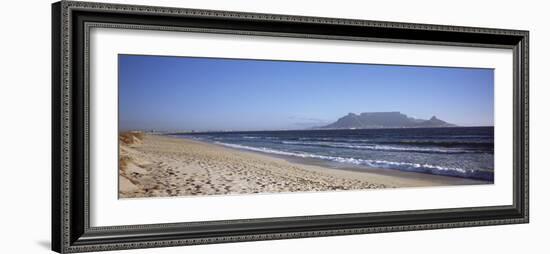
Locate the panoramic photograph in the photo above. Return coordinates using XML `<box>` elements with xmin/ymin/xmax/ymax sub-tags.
<box><xmin>118</xmin><ymin>54</ymin><xmax>494</xmax><ymax>199</ymax></box>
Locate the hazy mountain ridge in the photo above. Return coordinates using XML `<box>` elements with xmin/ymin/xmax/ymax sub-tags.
<box><xmin>320</xmin><ymin>112</ymin><xmax>456</xmax><ymax>129</ymax></box>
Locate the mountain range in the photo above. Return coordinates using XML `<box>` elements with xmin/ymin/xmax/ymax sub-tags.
<box><xmin>319</xmin><ymin>112</ymin><xmax>456</xmax><ymax>129</ymax></box>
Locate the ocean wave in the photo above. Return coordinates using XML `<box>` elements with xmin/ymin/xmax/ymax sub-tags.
<box><xmin>279</xmin><ymin>140</ymin><xmax>481</xmax><ymax>154</ymax></box>
<box><xmin>378</xmin><ymin>140</ymin><xmax>493</xmax><ymax>147</ymax></box>
<box><xmin>214</xmin><ymin>142</ymin><xmax>493</xmax><ymax>181</ymax></box>
<box><xmin>240</xmin><ymin>135</ymin><xmax>281</xmax><ymax>140</ymax></box>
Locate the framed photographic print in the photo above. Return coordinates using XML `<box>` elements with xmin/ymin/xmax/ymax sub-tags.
<box><xmin>51</xmin><ymin>1</ymin><xmax>529</xmax><ymax>253</ymax></box>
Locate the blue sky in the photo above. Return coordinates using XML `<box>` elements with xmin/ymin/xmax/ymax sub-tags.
<box><xmin>119</xmin><ymin>54</ymin><xmax>494</xmax><ymax>132</ymax></box>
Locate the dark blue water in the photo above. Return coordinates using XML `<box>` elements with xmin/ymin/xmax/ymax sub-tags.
<box><xmin>171</xmin><ymin>127</ymin><xmax>494</xmax><ymax>181</ymax></box>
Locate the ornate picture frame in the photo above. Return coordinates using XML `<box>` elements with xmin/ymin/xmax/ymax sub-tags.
<box><xmin>52</xmin><ymin>1</ymin><xmax>529</xmax><ymax>253</ymax></box>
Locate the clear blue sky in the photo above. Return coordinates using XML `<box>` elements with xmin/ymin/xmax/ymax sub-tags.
<box><xmin>119</xmin><ymin>54</ymin><xmax>494</xmax><ymax>132</ymax></box>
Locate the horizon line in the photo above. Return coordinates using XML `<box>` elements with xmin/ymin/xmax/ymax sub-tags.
<box><xmin>120</xmin><ymin>125</ymin><xmax>495</xmax><ymax>134</ymax></box>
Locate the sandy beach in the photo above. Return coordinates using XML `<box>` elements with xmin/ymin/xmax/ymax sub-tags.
<box><xmin>119</xmin><ymin>133</ymin><xmax>488</xmax><ymax>198</ymax></box>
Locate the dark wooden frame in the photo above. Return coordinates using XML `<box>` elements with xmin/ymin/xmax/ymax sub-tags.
<box><xmin>52</xmin><ymin>1</ymin><xmax>529</xmax><ymax>253</ymax></box>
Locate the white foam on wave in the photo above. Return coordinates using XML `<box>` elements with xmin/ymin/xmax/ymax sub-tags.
<box><xmin>280</xmin><ymin>140</ymin><xmax>472</xmax><ymax>154</ymax></box>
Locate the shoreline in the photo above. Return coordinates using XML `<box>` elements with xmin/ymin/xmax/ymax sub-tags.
<box><xmin>119</xmin><ymin>133</ymin><xmax>490</xmax><ymax>198</ymax></box>
<box><xmin>209</xmin><ymin>138</ymin><xmax>491</xmax><ymax>186</ymax></box>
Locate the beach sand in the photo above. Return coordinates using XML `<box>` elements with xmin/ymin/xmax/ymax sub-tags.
<box><xmin>119</xmin><ymin>133</ymin><xmax>489</xmax><ymax>198</ymax></box>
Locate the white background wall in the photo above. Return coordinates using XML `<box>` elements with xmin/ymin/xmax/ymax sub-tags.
<box><xmin>0</xmin><ymin>0</ymin><xmax>547</xmax><ymax>253</ymax></box>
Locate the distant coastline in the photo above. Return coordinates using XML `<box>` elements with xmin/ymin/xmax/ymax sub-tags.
<box><xmin>161</xmin><ymin>125</ymin><xmax>495</xmax><ymax>135</ymax></box>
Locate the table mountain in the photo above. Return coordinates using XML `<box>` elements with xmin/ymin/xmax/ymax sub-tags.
<box><xmin>320</xmin><ymin>112</ymin><xmax>456</xmax><ymax>129</ymax></box>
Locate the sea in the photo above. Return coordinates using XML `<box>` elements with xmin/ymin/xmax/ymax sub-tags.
<box><xmin>171</xmin><ymin>127</ymin><xmax>494</xmax><ymax>182</ymax></box>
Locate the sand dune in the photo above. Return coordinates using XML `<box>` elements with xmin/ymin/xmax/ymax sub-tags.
<box><xmin>119</xmin><ymin>133</ymin><xmax>487</xmax><ymax>198</ymax></box>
